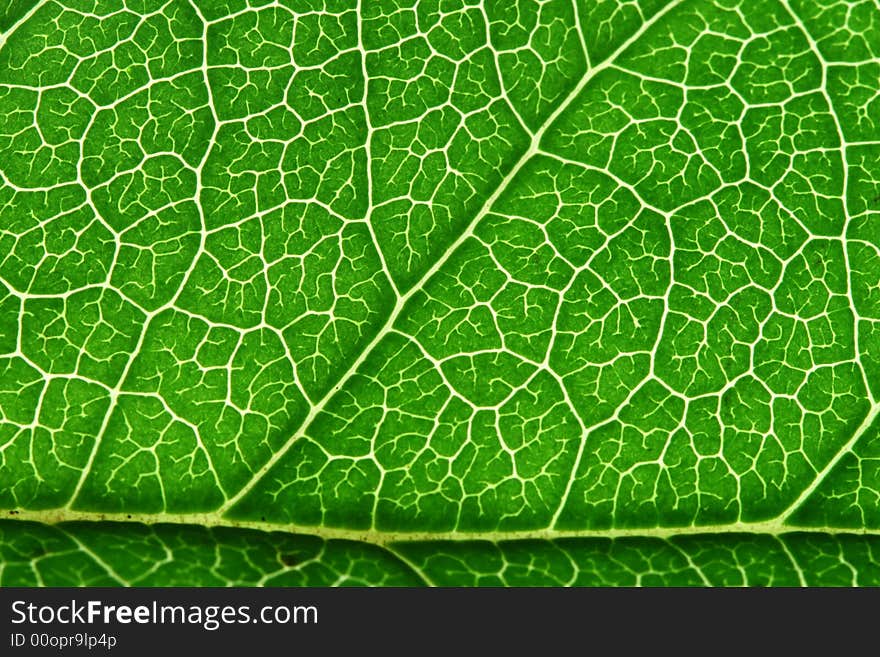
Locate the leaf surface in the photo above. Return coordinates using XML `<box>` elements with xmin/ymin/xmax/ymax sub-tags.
<box><xmin>1</xmin><ymin>0</ymin><xmax>879</xmax><ymax>585</ymax></box>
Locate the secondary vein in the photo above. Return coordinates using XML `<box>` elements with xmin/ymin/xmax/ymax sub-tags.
<box><xmin>217</xmin><ymin>0</ymin><xmax>688</xmax><ymax>516</ymax></box>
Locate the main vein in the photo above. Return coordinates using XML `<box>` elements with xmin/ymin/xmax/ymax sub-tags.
<box><xmin>4</xmin><ymin>509</ymin><xmax>878</xmax><ymax>546</ymax></box>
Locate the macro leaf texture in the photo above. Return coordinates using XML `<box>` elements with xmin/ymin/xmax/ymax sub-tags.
<box><xmin>0</xmin><ymin>0</ymin><xmax>879</xmax><ymax>586</ymax></box>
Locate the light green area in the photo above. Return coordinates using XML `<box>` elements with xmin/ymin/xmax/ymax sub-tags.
<box><xmin>0</xmin><ymin>0</ymin><xmax>878</xmax><ymax>585</ymax></box>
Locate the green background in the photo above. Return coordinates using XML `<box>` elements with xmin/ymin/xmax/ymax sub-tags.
<box><xmin>0</xmin><ymin>0</ymin><xmax>878</xmax><ymax>585</ymax></box>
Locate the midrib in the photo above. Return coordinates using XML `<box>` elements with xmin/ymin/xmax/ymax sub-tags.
<box><xmin>3</xmin><ymin>510</ymin><xmax>876</xmax><ymax>546</ymax></box>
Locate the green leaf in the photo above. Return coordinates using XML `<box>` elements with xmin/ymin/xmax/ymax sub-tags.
<box><xmin>1</xmin><ymin>0</ymin><xmax>878</xmax><ymax>586</ymax></box>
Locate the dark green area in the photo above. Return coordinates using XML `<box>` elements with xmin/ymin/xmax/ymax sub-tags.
<box><xmin>0</xmin><ymin>0</ymin><xmax>40</xmax><ymax>32</ymax></box>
